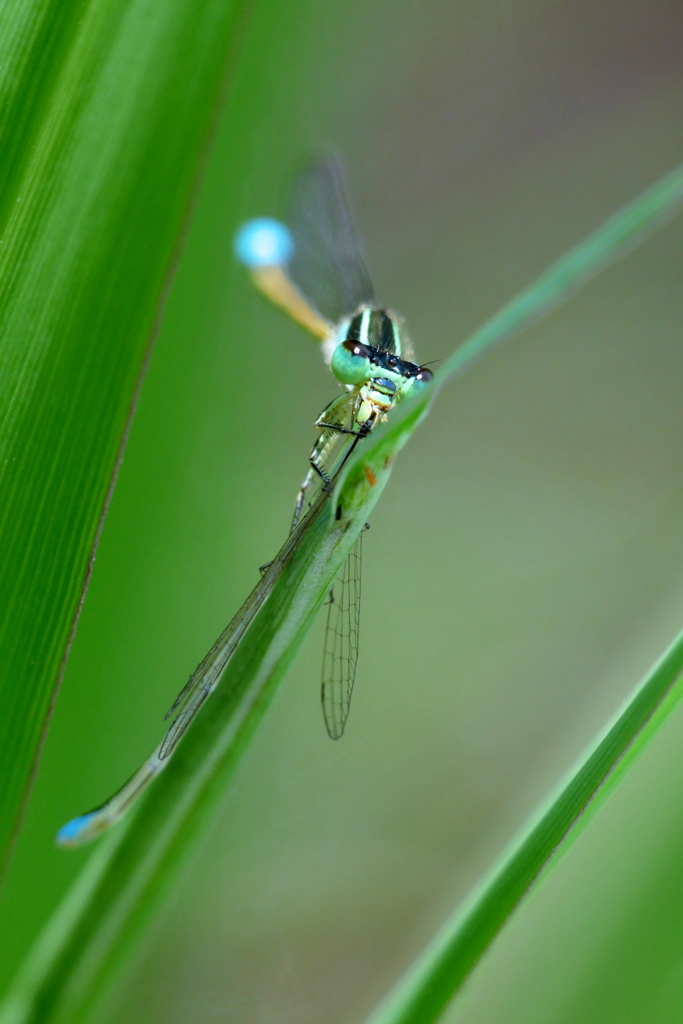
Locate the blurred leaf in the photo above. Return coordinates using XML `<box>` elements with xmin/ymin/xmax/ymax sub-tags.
<box><xmin>438</xmin><ymin>159</ymin><xmax>683</xmax><ymax>384</ymax></box>
<box><xmin>0</xmin><ymin>0</ymin><xmax>255</xmax><ymax>876</ymax></box>
<box><xmin>3</xmin><ymin>160</ymin><xmax>683</xmax><ymax>1023</ymax></box>
<box><xmin>361</xmin><ymin>158</ymin><xmax>683</xmax><ymax>455</ymax></box>
<box><xmin>364</xmin><ymin>628</ymin><xmax>683</xmax><ymax>1024</ymax></box>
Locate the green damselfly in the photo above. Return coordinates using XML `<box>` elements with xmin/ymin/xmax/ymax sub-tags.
<box><xmin>58</xmin><ymin>157</ymin><xmax>431</xmax><ymax>846</ymax></box>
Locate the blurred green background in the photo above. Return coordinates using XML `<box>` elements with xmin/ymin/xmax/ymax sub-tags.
<box><xmin>3</xmin><ymin>1</ymin><xmax>683</xmax><ymax>1021</ymax></box>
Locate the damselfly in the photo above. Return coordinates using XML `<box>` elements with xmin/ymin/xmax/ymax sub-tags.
<box><xmin>236</xmin><ymin>159</ymin><xmax>432</xmax><ymax>737</ymax></box>
<box><xmin>58</xmin><ymin>157</ymin><xmax>431</xmax><ymax>847</ymax></box>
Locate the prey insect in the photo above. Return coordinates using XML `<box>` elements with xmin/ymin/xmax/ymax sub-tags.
<box><xmin>57</xmin><ymin>157</ymin><xmax>431</xmax><ymax>847</ymax></box>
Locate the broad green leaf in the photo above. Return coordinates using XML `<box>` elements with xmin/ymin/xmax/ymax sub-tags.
<box><xmin>2</xmin><ymin>161</ymin><xmax>683</xmax><ymax>1024</ymax></box>
<box><xmin>0</xmin><ymin>0</ymin><xmax>255</xmax><ymax>875</ymax></box>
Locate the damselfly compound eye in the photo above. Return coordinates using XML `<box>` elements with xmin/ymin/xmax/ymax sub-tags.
<box><xmin>415</xmin><ymin>367</ymin><xmax>434</xmax><ymax>386</ymax></box>
<box><xmin>332</xmin><ymin>339</ymin><xmax>371</xmax><ymax>385</ymax></box>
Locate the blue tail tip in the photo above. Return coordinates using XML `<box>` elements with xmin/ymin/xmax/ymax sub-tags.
<box><xmin>234</xmin><ymin>218</ymin><xmax>293</xmax><ymax>268</ymax></box>
<box><xmin>57</xmin><ymin>812</ymin><xmax>96</xmax><ymax>846</ymax></box>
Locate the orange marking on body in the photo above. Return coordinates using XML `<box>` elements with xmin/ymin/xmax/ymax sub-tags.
<box><xmin>364</xmin><ymin>465</ymin><xmax>378</xmax><ymax>486</ymax></box>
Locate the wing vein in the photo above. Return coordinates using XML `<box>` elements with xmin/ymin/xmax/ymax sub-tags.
<box><xmin>321</xmin><ymin>531</ymin><xmax>362</xmax><ymax>738</ymax></box>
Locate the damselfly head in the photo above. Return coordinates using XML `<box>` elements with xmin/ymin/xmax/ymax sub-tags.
<box><xmin>330</xmin><ymin>306</ymin><xmax>434</xmax><ymax>398</ymax></box>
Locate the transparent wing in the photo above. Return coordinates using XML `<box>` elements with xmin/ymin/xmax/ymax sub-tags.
<box><xmin>57</xmin><ymin>572</ymin><xmax>275</xmax><ymax>846</ymax></box>
<box><xmin>287</xmin><ymin>155</ymin><xmax>376</xmax><ymax>325</ymax></box>
<box><xmin>57</xmin><ymin>508</ymin><xmax>314</xmax><ymax>847</ymax></box>
<box><xmin>158</xmin><ymin>585</ymin><xmax>262</xmax><ymax>758</ymax></box>
<box><xmin>321</xmin><ymin>532</ymin><xmax>362</xmax><ymax>739</ymax></box>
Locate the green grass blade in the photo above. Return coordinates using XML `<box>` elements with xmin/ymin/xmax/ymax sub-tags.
<box><xmin>438</xmin><ymin>159</ymin><xmax>683</xmax><ymax>384</ymax></box>
<box><xmin>0</xmin><ymin>0</ymin><xmax>255</xmax><ymax>876</ymax></box>
<box><xmin>350</xmin><ymin>159</ymin><xmax>683</xmax><ymax>470</ymax></box>
<box><xmin>3</xmin><ymin>157</ymin><xmax>683</xmax><ymax>1023</ymax></box>
<box><xmin>0</xmin><ymin>436</ymin><xmax>403</xmax><ymax>1024</ymax></box>
<box><xmin>363</xmin><ymin>628</ymin><xmax>683</xmax><ymax>1024</ymax></box>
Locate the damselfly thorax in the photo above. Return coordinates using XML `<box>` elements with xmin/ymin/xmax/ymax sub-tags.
<box><xmin>292</xmin><ymin>306</ymin><xmax>432</xmax><ymax>530</ymax></box>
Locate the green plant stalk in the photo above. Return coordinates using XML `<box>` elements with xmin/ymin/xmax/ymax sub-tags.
<box><xmin>0</xmin><ymin>401</ymin><xmax>426</xmax><ymax>1024</ymax></box>
<box><xmin>341</xmin><ymin>162</ymin><xmax>683</xmax><ymax>482</ymax></box>
<box><xmin>437</xmin><ymin>159</ymin><xmax>683</xmax><ymax>384</ymax></box>
<box><xmin>4</xmin><ymin>160</ymin><xmax>683</xmax><ymax>1022</ymax></box>
<box><xmin>364</xmin><ymin>628</ymin><xmax>683</xmax><ymax>1024</ymax></box>
<box><xmin>0</xmin><ymin>0</ymin><xmax>256</xmax><ymax>876</ymax></box>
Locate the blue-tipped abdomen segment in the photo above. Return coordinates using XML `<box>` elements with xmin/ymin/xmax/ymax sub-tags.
<box><xmin>234</xmin><ymin>218</ymin><xmax>294</xmax><ymax>268</ymax></box>
<box><xmin>57</xmin><ymin>746</ymin><xmax>166</xmax><ymax>847</ymax></box>
<box><xmin>57</xmin><ymin>811</ymin><xmax>101</xmax><ymax>848</ymax></box>
<box><xmin>234</xmin><ymin>217</ymin><xmax>332</xmax><ymax>340</ymax></box>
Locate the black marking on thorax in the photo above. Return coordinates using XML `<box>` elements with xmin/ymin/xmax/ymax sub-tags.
<box><xmin>347</xmin><ymin>308</ymin><xmax>400</xmax><ymax>354</ymax></box>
